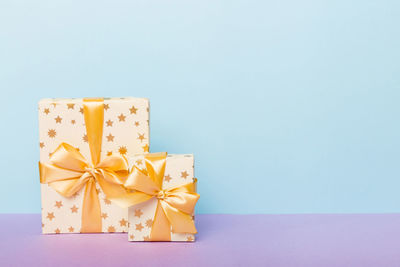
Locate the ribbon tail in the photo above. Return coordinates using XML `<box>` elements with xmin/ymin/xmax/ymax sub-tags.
<box><xmin>150</xmin><ymin>201</ymin><xmax>172</xmax><ymax>241</ymax></box>
<box><xmin>80</xmin><ymin>178</ymin><xmax>102</xmax><ymax>233</ymax></box>
<box><xmin>97</xmin><ymin>173</ymin><xmax>154</xmax><ymax>208</ymax></box>
<box><xmin>160</xmin><ymin>200</ymin><xmax>197</xmax><ymax>234</ymax></box>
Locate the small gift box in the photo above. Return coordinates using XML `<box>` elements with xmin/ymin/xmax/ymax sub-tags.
<box><xmin>125</xmin><ymin>152</ymin><xmax>199</xmax><ymax>241</ymax></box>
<box><xmin>38</xmin><ymin>97</ymin><xmax>149</xmax><ymax>234</ymax></box>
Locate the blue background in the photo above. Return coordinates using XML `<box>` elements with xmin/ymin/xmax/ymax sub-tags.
<box><xmin>0</xmin><ymin>0</ymin><xmax>399</xmax><ymax>214</ymax></box>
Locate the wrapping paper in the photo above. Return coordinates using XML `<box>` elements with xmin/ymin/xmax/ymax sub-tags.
<box><xmin>38</xmin><ymin>97</ymin><xmax>149</xmax><ymax>234</ymax></box>
<box><xmin>128</xmin><ymin>154</ymin><xmax>197</xmax><ymax>241</ymax></box>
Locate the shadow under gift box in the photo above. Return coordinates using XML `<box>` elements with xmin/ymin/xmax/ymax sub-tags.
<box><xmin>127</xmin><ymin>153</ymin><xmax>198</xmax><ymax>242</ymax></box>
<box><xmin>38</xmin><ymin>97</ymin><xmax>149</xmax><ymax>234</ymax></box>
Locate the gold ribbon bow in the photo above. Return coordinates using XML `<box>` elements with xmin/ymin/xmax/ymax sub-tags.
<box><xmin>39</xmin><ymin>98</ymin><xmax>139</xmax><ymax>233</ymax></box>
<box><xmin>125</xmin><ymin>152</ymin><xmax>200</xmax><ymax>241</ymax></box>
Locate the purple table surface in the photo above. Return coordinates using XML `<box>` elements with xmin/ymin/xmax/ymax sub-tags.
<box><xmin>1</xmin><ymin>214</ymin><xmax>400</xmax><ymax>267</ymax></box>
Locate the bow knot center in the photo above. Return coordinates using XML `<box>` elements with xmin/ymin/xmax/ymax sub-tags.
<box><xmin>156</xmin><ymin>190</ymin><xmax>166</xmax><ymax>200</ymax></box>
<box><xmin>84</xmin><ymin>165</ymin><xmax>99</xmax><ymax>177</ymax></box>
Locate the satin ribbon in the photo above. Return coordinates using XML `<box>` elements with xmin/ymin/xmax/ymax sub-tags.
<box><xmin>39</xmin><ymin>98</ymin><xmax>141</xmax><ymax>233</ymax></box>
<box><xmin>124</xmin><ymin>152</ymin><xmax>200</xmax><ymax>241</ymax></box>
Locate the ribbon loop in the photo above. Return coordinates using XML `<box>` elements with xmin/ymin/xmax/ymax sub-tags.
<box><xmin>48</xmin><ymin>143</ymin><xmax>90</xmax><ymax>172</ymax></box>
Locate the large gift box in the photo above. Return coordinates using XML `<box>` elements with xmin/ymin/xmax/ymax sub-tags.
<box><xmin>125</xmin><ymin>152</ymin><xmax>199</xmax><ymax>241</ymax></box>
<box><xmin>38</xmin><ymin>97</ymin><xmax>149</xmax><ymax>234</ymax></box>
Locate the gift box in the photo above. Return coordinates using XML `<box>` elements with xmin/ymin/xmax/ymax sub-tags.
<box><xmin>38</xmin><ymin>97</ymin><xmax>150</xmax><ymax>234</ymax></box>
<box><xmin>125</xmin><ymin>152</ymin><xmax>199</xmax><ymax>241</ymax></box>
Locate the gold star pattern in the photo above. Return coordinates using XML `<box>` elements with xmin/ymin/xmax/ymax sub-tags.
<box><xmin>137</xmin><ymin>133</ymin><xmax>145</xmax><ymax>142</ymax></box>
<box><xmin>39</xmin><ymin>142</ymin><xmax>45</xmax><ymax>149</ymax></box>
<box><xmin>143</xmin><ymin>236</ymin><xmax>151</xmax><ymax>241</ymax></box>
<box><xmin>118</xmin><ymin>113</ymin><xmax>126</xmax><ymax>122</ymax></box>
<box><xmin>51</xmin><ymin>103</ymin><xmax>57</xmax><ymax>108</ymax></box>
<box><xmin>46</xmin><ymin>212</ymin><xmax>55</xmax><ymax>221</ymax></box>
<box><xmin>67</xmin><ymin>103</ymin><xmax>75</xmax><ymax>109</ymax></box>
<box><xmin>135</xmin><ymin>223</ymin><xmax>144</xmax><ymax>231</ymax></box>
<box><xmin>118</xmin><ymin>146</ymin><xmax>127</xmax><ymax>155</ymax></box>
<box><xmin>129</xmin><ymin>234</ymin><xmax>134</xmax><ymax>240</ymax></box>
<box><xmin>68</xmin><ymin>226</ymin><xmax>74</xmax><ymax>232</ymax></box>
<box><xmin>142</xmin><ymin>144</ymin><xmax>149</xmax><ymax>152</ymax></box>
<box><xmin>134</xmin><ymin>209</ymin><xmax>143</xmax><ymax>218</ymax></box>
<box><xmin>106</xmin><ymin>133</ymin><xmax>114</xmax><ymax>142</ymax></box>
<box><xmin>145</xmin><ymin>219</ymin><xmax>153</xmax><ymax>228</ymax></box>
<box><xmin>55</xmin><ymin>201</ymin><xmax>63</xmax><ymax>208</ymax></box>
<box><xmin>106</xmin><ymin>120</ymin><xmax>113</xmax><ymax>127</ymax></box>
<box><xmin>55</xmin><ymin>228</ymin><xmax>61</xmax><ymax>234</ymax></box>
<box><xmin>135</xmin><ymin>159</ymin><xmax>143</xmax><ymax>166</ymax></box>
<box><xmin>43</xmin><ymin>108</ymin><xmax>50</xmax><ymax>115</ymax></box>
<box><xmin>54</xmin><ymin>116</ymin><xmax>62</xmax><ymax>123</ymax></box>
<box><xmin>181</xmin><ymin>171</ymin><xmax>189</xmax><ymax>179</ymax></box>
<box><xmin>129</xmin><ymin>105</ymin><xmax>138</xmax><ymax>114</ymax></box>
<box><xmin>119</xmin><ymin>218</ymin><xmax>128</xmax><ymax>227</ymax></box>
<box><xmin>101</xmin><ymin>213</ymin><xmax>108</xmax><ymax>219</ymax></box>
<box><xmin>79</xmin><ymin>107</ymin><xmax>84</xmax><ymax>114</ymax></box>
<box><xmin>104</xmin><ymin>198</ymin><xmax>112</xmax><ymax>205</ymax></box>
<box><xmin>83</xmin><ymin>134</ymin><xmax>88</xmax><ymax>143</ymax></box>
<box><xmin>186</xmin><ymin>236</ymin><xmax>194</xmax><ymax>242</ymax></box>
<box><xmin>104</xmin><ymin>104</ymin><xmax>110</xmax><ymax>110</ymax></box>
<box><xmin>70</xmin><ymin>205</ymin><xmax>78</xmax><ymax>213</ymax></box>
<box><xmin>48</xmin><ymin>129</ymin><xmax>56</xmax><ymax>138</ymax></box>
<box><xmin>40</xmin><ymin>99</ymin><xmax>153</xmax><ymax>236</ymax></box>
<box><xmin>108</xmin><ymin>226</ymin><xmax>116</xmax><ymax>233</ymax></box>
<box><xmin>164</xmin><ymin>174</ymin><xmax>172</xmax><ymax>182</ymax></box>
